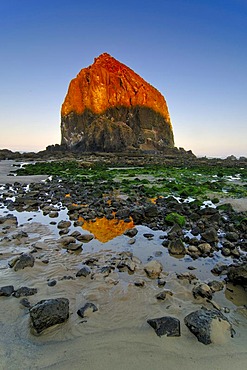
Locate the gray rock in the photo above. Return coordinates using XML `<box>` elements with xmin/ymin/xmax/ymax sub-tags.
<box><xmin>184</xmin><ymin>308</ymin><xmax>234</xmax><ymax>345</ymax></box>
<box><xmin>198</xmin><ymin>243</ymin><xmax>212</xmax><ymax>254</ymax></box>
<box><xmin>124</xmin><ymin>227</ymin><xmax>138</xmax><ymax>237</ymax></box>
<box><xmin>30</xmin><ymin>298</ymin><xmax>69</xmax><ymax>334</ymax></box>
<box><xmin>144</xmin><ymin>260</ymin><xmax>163</xmax><ymax>278</ymax></box>
<box><xmin>147</xmin><ymin>316</ymin><xmax>181</xmax><ymax>337</ymax></box>
<box><xmin>192</xmin><ymin>283</ymin><xmax>213</xmax><ymax>300</ymax></box>
<box><xmin>201</xmin><ymin>227</ymin><xmax>218</xmax><ymax>243</ymax></box>
<box><xmin>77</xmin><ymin>302</ymin><xmax>98</xmax><ymax>318</ymax></box>
<box><xmin>20</xmin><ymin>298</ymin><xmax>31</xmax><ymax>308</ymax></box>
<box><xmin>208</xmin><ymin>280</ymin><xmax>225</xmax><ymax>292</ymax></box>
<box><xmin>225</xmin><ymin>231</ymin><xmax>239</xmax><ymax>242</ymax></box>
<box><xmin>57</xmin><ymin>220</ymin><xmax>71</xmax><ymax>229</ymax></box>
<box><xmin>0</xmin><ymin>285</ymin><xmax>14</xmax><ymax>297</ymax></box>
<box><xmin>11</xmin><ymin>253</ymin><xmax>35</xmax><ymax>271</ymax></box>
<box><xmin>227</xmin><ymin>263</ymin><xmax>247</xmax><ymax>287</ymax></box>
<box><xmin>76</xmin><ymin>233</ymin><xmax>94</xmax><ymax>242</ymax></box>
<box><xmin>76</xmin><ymin>265</ymin><xmax>92</xmax><ymax>277</ymax></box>
<box><xmin>168</xmin><ymin>238</ymin><xmax>186</xmax><ymax>255</ymax></box>
<box><xmin>47</xmin><ymin>279</ymin><xmax>57</xmax><ymax>287</ymax></box>
<box><xmin>156</xmin><ymin>290</ymin><xmax>173</xmax><ymax>300</ymax></box>
<box><xmin>13</xmin><ymin>287</ymin><xmax>37</xmax><ymax>298</ymax></box>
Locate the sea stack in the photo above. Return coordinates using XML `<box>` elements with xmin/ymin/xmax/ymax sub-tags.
<box><xmin>61</xmin><ymin>53</ymin><xmax>174</xmax><ymax>152</ymax></box>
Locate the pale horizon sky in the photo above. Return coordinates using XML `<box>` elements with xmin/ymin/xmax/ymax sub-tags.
<box><xmin>0</xmin><ymin>0</ymin><xmax>246</xmax><ymax>158</ymax></box>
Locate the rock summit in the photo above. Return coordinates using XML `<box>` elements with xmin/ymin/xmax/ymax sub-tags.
<box><xmin>61</xmin><ymin>53</ymin><xmax>174</xmax><ymax>152</ymax></box>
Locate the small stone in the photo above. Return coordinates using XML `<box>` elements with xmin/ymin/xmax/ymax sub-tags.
<box><xmin>168</xmin><ymin>238</ymin><xmax>186</xmax><ymax>255</ymax></box>
<box><xmin>57</xmin><ymin>220</ymin><xmax>71</xmax><ymax>229</ymax></box>
<box><xmin>157</xmin><ymin>278</ymin><xmax>167</xmax><ymax>287</ymax></box>
<box><xmin>12</xmin><ymin>253</ymin><xmax>35</xmax><ymax>271</ymax></box>
<box><xmin>124</xmin><ymin>228</ymin><xmax>138</xmax><ymax>237</ymax></box>
<box><xmin>76</xmin><ymin>265</ymin><xmax>92</xmax><ymax>277</ymax></box>
<box><xmin>77</xmin><ymin>302</ymin><xmax>98</xmax><ymax>318</ymax></box>
<box><xmin>192</xmin><ymin>283</ymin><xmax>213</xmax><ymax>300</ymax></box>
<box><xmin>208</xmin><ymin>280</ymin><xmax>225</xmax><ymax>292</ymax></box>
<box><xmin>49</xmin><ymin>211</ymin><xmax>59</xmax><ymax>218</ymax></box>
<box><xmin>20</xmin><ymin>298</ymin><xmax>31</xmax><ymax>308</ymax></box>
<box><xmin>176</xmin><ymin>272</ymin><xmax>197</xmax><ymax>283</ymax></box>
<box><xmin>76</xmin><ymin>233</ymin><xmax>94</xmax><ymax>242</ymax></box>
<box><xmin>13</xmin><ymin>287</ymin><xmax>38</xmax><ymax>298</ymax></box>
<box><xmin>147</xmin><ymin>316</ymin><xmax>181</xmax><ymax>337</ymax></box>
<box><xmin>0</xmin><ymin>285</ymin><xmax>14</xmax><ymax>297</ymax></box>
<box><xmin>47</xmin><ymin>279</ymin><xmax>57</xmax><ymax>287</ymax></box>
<box><xmin>156</xmin><ymin>290</ymin><xmax>173</xmax><ymax>300</ymax></box>
<box><xmin>198</xmin><ymin>243</ymin><xmax>212</xmax><ymax>254</ymax></box>
<box><xmin>201</xmin><ymin>227</ymin><xmax>218</xmax><ymax>243</ymax></box>
<box><xmin>144</xmin><ymin>260</ymin><xmax>163</xmax><ymax>278</ymax></box>
<box><xmin>134</xmin><ymin>280</ymin><xmax>145</xmax><ymax>287</ymax></box>
<box><xmin>222</xmin><ymin>247</ymin><xmax>231</xmax><ymax>256</ymax></box>
<box><xmin>143</xmin><ymin>233</ymin><xmax>154</xmax><ymax>239</ymax></box>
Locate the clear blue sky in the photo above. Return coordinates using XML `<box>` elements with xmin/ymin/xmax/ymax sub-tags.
<box><xmin>0</xmin><ymin>0</ymin><xmax>246</xmax><ymax>157</ymax></box>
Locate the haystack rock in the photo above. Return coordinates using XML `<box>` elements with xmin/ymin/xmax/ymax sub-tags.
<box><xmin>61</xmin><ymin>53</ymin><xmax>174</xmax><ymax>152</ymax></box>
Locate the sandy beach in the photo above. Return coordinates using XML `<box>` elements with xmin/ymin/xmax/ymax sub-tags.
<box><xmin>0</xmin><ymin>160</ymin><xmax>246</xmax><ymax>370</ymax></box>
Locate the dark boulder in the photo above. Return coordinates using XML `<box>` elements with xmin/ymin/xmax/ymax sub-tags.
<box><xmin>10</xmin><ymin>253</ymin><xmax>35</xmax><ymax>271</ymax></box>
<box><xmin>147</xmin><ymin>316</ymin><xmax>181</xmax><ymax>337</ymax></box>
<box><xmin>0</xmin><ymin>285</ymin><xmax>14</xmax><ymax>297</ymax></box>
<box><xmin>184</xmin><ymin>308</ymin><xmax>234</xmax><ymax>345</ymax></box>
<box><xmin>30</xmin><ymin>298</ymin><xmax>69</xmax><ymax>334</ymax></box>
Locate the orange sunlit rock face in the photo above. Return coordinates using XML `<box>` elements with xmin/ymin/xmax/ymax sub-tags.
<box><xmin>78</xmin><ymin>215</ymin><xmax>135</xmax><ymax>243</ymax></box>
<box><xmin>61</xmin><ymin>53</ymin><xmax>171</xmax><ymax>122</ymax></box>
<box><xmin>61</xmin><ymin>53</ymin><xmax>174</xmax><ymax>151</ymax></box>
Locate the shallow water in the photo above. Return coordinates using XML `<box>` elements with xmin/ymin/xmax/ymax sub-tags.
<box><xmin>0</xmin><ymin>205</ymin><xmax>247</xmax><ymax>370</ymax></box>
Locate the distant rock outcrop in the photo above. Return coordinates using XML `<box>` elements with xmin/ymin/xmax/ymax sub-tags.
<box><xmin>61</xmin><ymin>53</ymin><xmax>174</xmax><ymax>152</ymax></box>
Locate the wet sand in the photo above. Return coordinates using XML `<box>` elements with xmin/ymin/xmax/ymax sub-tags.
<box><xmin>0</xmin><ymin>160</ymin><xmax>247</xmax><ymax>370</ymax></box>
<box><xmin>0</xmin><ymin>160</ymin><xmax>47</xmax><ymax>184</ymax></box>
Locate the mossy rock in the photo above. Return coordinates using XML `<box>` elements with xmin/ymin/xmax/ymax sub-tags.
<box><xmin>165</xmin><ymin>212</ymin><xmax>186</xmax><ymax>227</ymax></box>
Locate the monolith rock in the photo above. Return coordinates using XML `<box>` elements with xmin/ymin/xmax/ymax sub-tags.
<box><xmin>61</xmin><ymin>53</ymin><xmax>174</xmax><ymax>152</ymax></box>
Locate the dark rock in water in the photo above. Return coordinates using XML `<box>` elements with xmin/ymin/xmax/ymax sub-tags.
<box><xmin>144</xmin><ymin>260</ymin><xmax>163</xmax><ymax>278</ymax></box>
<box><xmin>61</xmin><ymin>53</ymin><xmax>174</xmax><ymax>152</ymax></box>
<box><xmin>57</xmin><ymin>220</ymin><xmax>71</xmax><ymax>229</ymax></box>
<box><xmin>76</xmin><ymin>265</ymin><xmax>92</xmax><ymax>277</ymax></box>
<box><xmin>13</xmin><ymin>287</ymin><xmax>38</xmax><ymax>298</ymax></box>
<box><xmin>10</xmin><ymin>253</ymin><xmax>35</xmax><ymax>271</ymax></box>
<box><xmin>77</xmin><ymin>302</ymin><xmax>98</xmax><ymax>318</ymax></box>
<box><xmin>147</xmin><ymin>316</ymin><xmax>181</xmax><ymax>337</ymax></box>
<box><xmin>211</xmin><ymin>263</ymin><xmax>228</xmax><ymax>276</ymax></box>
<box><xmin>168</xmin><ymin>238</ymin><xmax>186</xmax><ymax>255</ymax></box>
<box><xmin>30</xmin><ymin>298</ymin><xmax>69</xmax><ymax>334</ymax></box>
<box><xmin>0</xmin><ymin>285</ymin><xmax>14</xmax><ymax>297</ymax></box>
<box><xmin>143</xmin><ymin>233</ymin><xmax>154</xmax><ymax>239</ymax></box>
<box><xmin>76</xmin><ymin>233</ymin><xmax>94</xmax><ymax>242</ymax></box>
<box><xmin>184</xmin><ymin>308</ymin><xmax>234</xmax><ymax>345</ymax></box>
<box><xmin>227</xmin><ymin>262</ymin><xmax>247</xmax><ymax>287</ymax></box>
<box><xmin>124</xmin><ymin>227</ymin><xmax>138</xmax><ymax>237</ymax></box>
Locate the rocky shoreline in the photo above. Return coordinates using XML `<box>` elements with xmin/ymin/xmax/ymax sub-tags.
<box><xmin>0</xmin><ymin>156</ymin><xmax>247</xmax><ymax>369</ymax></box>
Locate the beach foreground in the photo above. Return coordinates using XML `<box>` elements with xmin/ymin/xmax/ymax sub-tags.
<box><xmin>0</xmin><ymin>158</ymin><xmax>246</xmax><ymax>370</ymax></box>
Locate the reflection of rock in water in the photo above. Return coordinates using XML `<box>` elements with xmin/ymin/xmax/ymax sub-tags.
<box><xmin>78</xmin><ymin>214</ymin><xmax>135</xmax><ymax>242</ymax></box>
